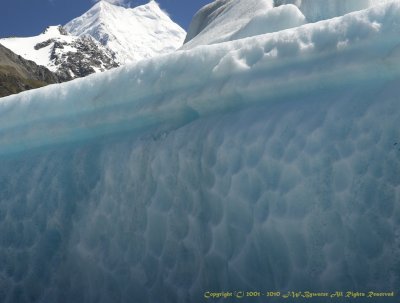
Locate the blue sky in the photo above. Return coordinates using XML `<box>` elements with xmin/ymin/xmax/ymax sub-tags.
<box><xmin>0</xmin><ymin>0</ymin><xmax>211</xmax><ymax>38</ymax></box>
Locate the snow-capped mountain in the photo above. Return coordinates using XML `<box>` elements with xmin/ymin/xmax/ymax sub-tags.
<box><xmin>65</xmin><ymin>0</ymin><xmax>186</xmax><ymax>64</ymax></box>
<box><xmin>0</xmin><ymin>0</ymin><xmax>185</xmax><ymax>81</ymax></box>
<box><xmin>0</xmin><ymin>25</ymin><xmax>119</xmax><ymax>81</ymax></box>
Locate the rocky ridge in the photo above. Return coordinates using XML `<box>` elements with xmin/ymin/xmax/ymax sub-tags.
<box><xmin>1</xmin><ymin>25</ymin><xmax>120</xmax><ymax>83</ymax></box>
<box><xmin>0</xmin><ymin>44</ymin><xmax>59</xmax><ymax>97</ymax></box>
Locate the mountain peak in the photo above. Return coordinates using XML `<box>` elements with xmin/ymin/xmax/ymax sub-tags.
<box><xmin>93</xmin><ymin>0</ymin><xmax>159</xmax><ymax>9</ymax></box>
<box><xmin>143</xmin><ymin>1</ymin><xmax>163</xmax><ymax>11</ymax></box>
<box><xmin>97</xmin><ymin>0</ymin><xmax>118</xmax><ymax>8</ymax></box>
<box><xmin>93</xmin><ymin>0</ymin><xmax>163</xmax><ymax>13</ymax></box>
<box><xmin>89</xmin><ymin>0</ymin><xmax>116</xmax><ymax>14</ymax></box>
<box><xmin>65</xmin><ymin>0</ymin><xmax>186</xmax><ymax>64</ymax></box>
<box><xmin>147</xmin><ymin>0</ymin><xmax>160</xmax><ymax>6</ymax></box>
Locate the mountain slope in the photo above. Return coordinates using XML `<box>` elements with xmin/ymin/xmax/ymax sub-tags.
<box><xmin>0</xmin><ymin>44</ymin><xmax>59</xmax><ymax>97</ymax></box>
<box><xmin>65</xmin><ymin>0</ymin><xmax>186</xmax><ymax>63</ymax></box>
<box><xmin>0</xmin><ymin>25</ymin><xmax>119</xmax><ymax>81</ymax></box>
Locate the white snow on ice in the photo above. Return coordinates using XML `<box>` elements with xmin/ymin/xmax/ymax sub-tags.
<box><xmin>183</xmin><ymin>0</ymin><xmax>392</xmax><ymax>48</ymax></box>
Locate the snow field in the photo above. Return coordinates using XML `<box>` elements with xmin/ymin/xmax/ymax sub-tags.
<box><xmin>65</xmin><ymin>1</ymin><xmax>186</xmax><ymax>64</ymax></box>
<box><xmin>0</xmin><ymin>26</ymin><xmax>76</xmax><ymax>72</ymax></box>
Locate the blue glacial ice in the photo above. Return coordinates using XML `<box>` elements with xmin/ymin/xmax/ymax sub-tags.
<box><xmin>0</xmin><ymin>2</ymin><xmax>400</xmax><ymax>303</ymax></box>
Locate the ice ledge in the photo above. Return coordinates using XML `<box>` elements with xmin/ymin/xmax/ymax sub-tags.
<box><xmin>1</xmin><ymin>2</ymin><xmax>400</xmax><ymax>155</ymax></box>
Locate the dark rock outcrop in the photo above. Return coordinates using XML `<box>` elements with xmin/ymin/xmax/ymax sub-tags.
<box><xmin>49</xmin><ymin>35</ymin><xmax>119</xmax><ymax>82</ymax></box>
<box><xmin>0</xmin><ymin>44</ymin><xmax>60</xmax><ymax>98</ymax></box>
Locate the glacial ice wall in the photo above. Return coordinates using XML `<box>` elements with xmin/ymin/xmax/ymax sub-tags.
<box><xmin>1</xmin><ymin>2</ymin><xmax>400</xmax><ymax>303</ymax></box>
<box><xmin>183</xmin><ymin>0</ymin><xmax>393</xmax><ymax>48</ymax></box>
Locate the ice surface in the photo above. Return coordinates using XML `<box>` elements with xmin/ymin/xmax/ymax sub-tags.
<box><xmin>183</xmin><ymin>0</ymin><xmax>285</xmax><ymax>48</ymax></box>
<box><xmin>0</xmin><ymin>1</ymin><xmax>400</xmax><ymax>303</ymax></box>
<box><xmin>276</xmin><ymin>0</ymin><xmax>393</xmax><ymax>22</ymax></box>
<box><xmin>231</xmin><ymin>4</ymin><xmax>306</xmax><ymax>41</ymax></box>
<box><xmin>183</xmin><ymin>0</ymin><xmax>393</xmax><ymax>48</ymax></box>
